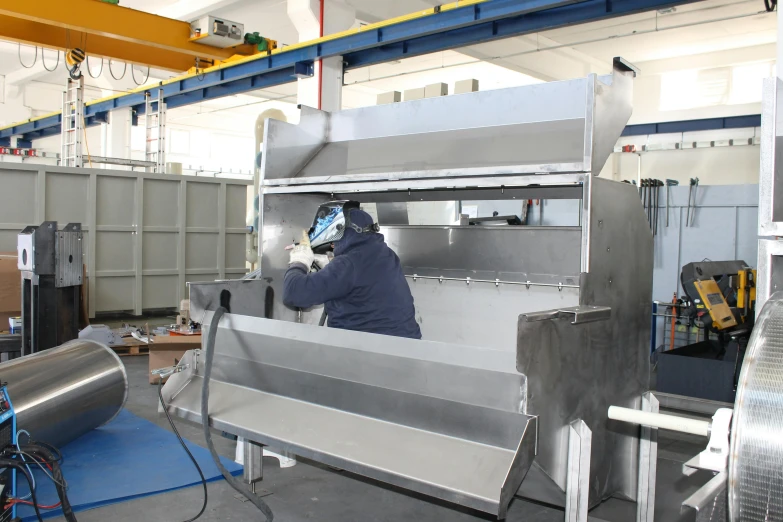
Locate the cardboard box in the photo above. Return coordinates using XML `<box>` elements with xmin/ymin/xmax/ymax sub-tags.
<box><xmin>0</xmin><ymin>253</ymin><xmax>21</xmax><ymax>316</ymax></box>
<box><xmin>148</xmin><ymin>334</ymin><xmax>202</xmax><ymax>384</ymax></box>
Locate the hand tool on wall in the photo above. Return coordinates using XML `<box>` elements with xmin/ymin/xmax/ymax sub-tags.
<box><xmin>665</xmin><ymin>179</ymin><xmax>678</xmax><ymax>227</ymax></box>
<box><xmin>686</xmin><ymin>177</ymin><xmax>699</xmax><ymax>227</ymax></box>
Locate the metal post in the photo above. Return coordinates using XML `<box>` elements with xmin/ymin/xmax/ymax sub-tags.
<box><xmin>565</xmin><ymin>419</ymin><xmax>591</xmax><ymax>522</ymax></box>
<box><xmin>243</xmin><ymin>440</ymin><xmax>264</xmax><ymax>494</ymax></box>
<box><xmin>636</xmin><ymin>392</ymin><xmax>659</xmax><ymax>522</ymax></box>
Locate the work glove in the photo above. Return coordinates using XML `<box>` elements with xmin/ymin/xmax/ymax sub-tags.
<box><xmin>289</xmin><ymin>230</ymin><xmax>314</xmax><ymax>268</ymax></box>
<box><xmin>313</xmin><ymin>254</ymin><xmax>331</xmax><ymax>270</ymax></box>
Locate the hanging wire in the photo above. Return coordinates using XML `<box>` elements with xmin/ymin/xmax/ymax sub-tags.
<box><xmin>764</xmin><ymin>0</ymin><xmax>777</xmax><ymax>11</ymax></box>
<box><xmin>86</xmin><ymin>56</ymin><xmax>103</xmax><ymax>78</ymax></box>
<box><xmin>41</xmin><ymin>49</ymin><xmax>60</xmax><ymax>72</ymax></box>
<box><xmin>18</xmin><ymin>43</ymin><xmax>38</xmax><ymax>69</ymax></box>
<box><xmin>195</xmin><ymin>57</ymin><xmax>205</xmax><ymax>81</ymax></box>
<box><xmin>108</xmin><ymin>59</ymin><xmax>127</xmax><ymax>80</ymax></box>
<box><xmin>131</xmin><ymin>65</ymin><xmax>150</xmax><ymax>85</ymax></box>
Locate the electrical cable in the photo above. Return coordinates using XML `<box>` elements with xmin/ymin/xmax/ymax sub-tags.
<box><xmin>0</xmin><ymin>460</ymin><xmax>43</xmax><ymax>522</ymax></box>
<box><xmin>201</xmin><ymin>307</ymin><xmax>274</xmax><ymax>521</ymax></box>
<box><xmin>131</xmin><ymin>66</ymin><xmax>150</xmax><ymax>86</ymax></box>
<box><xmin>18</xmin><ymin>44</ymin><xmax>37</xmax><ymax>69</ymax></box>
<box><xmin>16</xmin><ymin>444</ymin><xmax>77</xmax><ymax>521</ymax></box>
<box><xmin>108</xmin><ymin>59</ymin><xmax>127</xmax><ymax>81</ymax></box>
<box><xmin>157</xmin><ymin>377</ymin><xmax>208</xmax><ymax>522</ymax></box>
<box><xmin>86</xmin><ymin>57</ymin><xmax>103</xmax><ymax>79</ymax></box>
<box><xmin>15</xmin><ymin>430</ymin><xmax>36</xmax><ymax>500</ymax></box>
<box><xmin>765</xmin><ymin>0</ymin><xmax>777</xmax><ymax>11</ymax></box>
<box><xmin>41</xmin><ymin>49</ymin><xmax>59</xmax><ymax>72</ymax></box>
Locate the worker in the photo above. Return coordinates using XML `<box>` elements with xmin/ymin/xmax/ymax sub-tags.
<box><xmin>283</xmin><ymin>200</ymin><xmax>422</xmax><ymax>339</ymax></box>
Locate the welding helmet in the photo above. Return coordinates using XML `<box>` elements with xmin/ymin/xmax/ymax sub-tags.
<box><xmin>308</xmin><ymin>200</ymin><xmax>379</xmax><ymax>251</ymax></box>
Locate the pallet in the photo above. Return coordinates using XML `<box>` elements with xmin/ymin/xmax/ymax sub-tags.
<box><xmin>110</xmin><ymin>344</ymin><xmax>150</xmax><ymax>356</ymax></box>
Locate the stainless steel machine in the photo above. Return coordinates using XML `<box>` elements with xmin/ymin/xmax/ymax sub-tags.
<box><xmin>162</xmin><ymin>57</ymin><xmax>655</xmax><ymax>520</ymax></box>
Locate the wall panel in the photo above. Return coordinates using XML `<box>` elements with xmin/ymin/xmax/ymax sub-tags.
<box><xmin>0</xmin><ymin>164</ymin><xmax>249</xmax><ymax>316</ymax></box>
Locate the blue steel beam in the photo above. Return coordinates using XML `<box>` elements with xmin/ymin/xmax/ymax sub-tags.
<box><xmin>622</xmin><ymin>115</ymin><xmax>762</xmax><ymax>136</ymax></box>
<box><xmin>1</xmin><ymin>0</ymin><xmax>700</xmax><ymax>142</ymax></box>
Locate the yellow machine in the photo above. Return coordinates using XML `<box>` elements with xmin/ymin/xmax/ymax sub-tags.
<box><xmin>681</xmin><ymin>261</ymin><xmax>756</xmax><ymax>333</ymax></box>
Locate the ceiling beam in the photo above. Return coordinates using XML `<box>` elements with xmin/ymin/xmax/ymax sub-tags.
<box><xmin>154</xmin><ymin>0</ymin><xmax>248</xmax><ymax>22</ymax></box>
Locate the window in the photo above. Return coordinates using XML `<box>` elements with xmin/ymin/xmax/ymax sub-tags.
<box><xmin>660</xmin><ymin>61</ymin><xmax>774</xmax><ymax>111</ymax></box>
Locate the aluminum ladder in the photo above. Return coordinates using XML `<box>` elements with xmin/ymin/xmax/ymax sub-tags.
<box><xmin>60</xmin><ymin>77</ymin><xmax>84</xmax><ymax>168</ymax></box>
<box><xmin>145</xmin><ymin>89</ymin><xmax>167</xmax><ymax>173</ymax></box>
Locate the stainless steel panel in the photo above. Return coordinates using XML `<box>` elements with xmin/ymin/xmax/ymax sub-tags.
<box><xmin>327</xmin><ymin>77</ymin><xmax>588</xmax><ymax>143</ymax></box>
<box><xmin>298</xmin><ymin>119</ymin><xmax>587</xmax><ymax>178</ymax></box>
<box><xmin>260</xmin><ymin>61</ymin><xmax>634</xmax><ymax>183</ymax></box>
<box><xmin>55</xmin><ymin>223</ymin><xmax>83</xmax><ymax>287</ymax></box>
<box><xmin>729</xmin><ymin>292</ymin><xmax>783</xmax><ymax>522</ymax></box>
<box><xmin>0</xmin><ymin>339</ymin><xmax>128</xmax><ymax>447</ymax></box>
<box><xmin>755</xmin><ymin>238</ymin><xmax>783</xmax><ymax>312</ymax></box>
<box><xmin>162</xmin><ymin>315</ymin><xmax>537</xmax><ymax>517</ymax></box>
<box><xmin>517</xmin><ymin>177</ymin><xmax>651</xmax><ymax>507</ymax></box>
<box><xmin>385</xmin><ymin>226</ymin><xmax>582</xmax><ymax>283</ymax></box>
<box><xmin>590</xmin><ymin>59</ymin><xmax>636</xmax><ymax>175</ymax></box>
<box><xmin>189</xmin><ymin>279</ymin><xmax>270</xmax><ymax>323</ymax></box>
<box><xmin>261</xmin><ymin>106</ymin><xmax>327</xmax><ymax>180</ymax></box>
<box><xmin>758</xmin><ymin>77</ymin><xmax>783</xmax><ymax>237</ymax></box>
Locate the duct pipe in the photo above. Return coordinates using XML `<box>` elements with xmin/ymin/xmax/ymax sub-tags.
<box><xmin>0</xmin><ymin>340</ymin><xmax>128</xmax><ymax>448</ymax></box>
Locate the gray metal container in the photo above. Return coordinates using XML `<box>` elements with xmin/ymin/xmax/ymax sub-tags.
<box><xmin>0</xmin><ymin>339</ymin><xmax>128</xmax><ymax>447</ymax></box>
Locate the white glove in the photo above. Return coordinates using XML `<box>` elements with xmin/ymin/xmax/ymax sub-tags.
<box><xmin>289</xmin><ymin>230</ymin><xmax>314</xmax><ymax>268</ymax></box>
<box><xmin>313</xmin><ymin>254</ymin><xmax>331</xmax><ymax>270</ymax></box>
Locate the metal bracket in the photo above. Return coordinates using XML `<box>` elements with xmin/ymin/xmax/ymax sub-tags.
<box><xmin>524</xmin><ymin>305</ymin><xmax>611</xmax><ymax>325</ymax></box>
<box><xmin>636</xmin><ymin>392</ymin><xmax>659</xmax><ymax>522</ymax></box>
<box><xmin>682</xmin><ymin>471</ymin><xmax>727</xmax><ymax>521</ymax></box>
<box><xmin>565</xmin><ymin>419</ymin><xmax>592</xmax><ymax>522</ymax></box>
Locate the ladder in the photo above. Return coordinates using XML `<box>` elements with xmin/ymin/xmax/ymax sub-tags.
<box><xmin>60</xmin><ymin>77</ymin><xmax>84</xmax><ymax>168</ymax></box>
<box><xmin>145</xmin><ymin>89</ymin><xmax>167</xmax><ymax>173</ymax></box>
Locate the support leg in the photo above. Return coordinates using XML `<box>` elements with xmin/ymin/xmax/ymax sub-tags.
<box><xmin>243</xmin><ymin>440</ymin><xmax>264</xmax><ymax>494</ymax></box>
<box><xmin>637</xmin><ymin>392</ymin><xmax>659</xmax><ymax>522</ymax></box>
<box><xmin>565</xmin><ymin>419</ymin><xmax>592</xmax><ymax>522</ymax></box>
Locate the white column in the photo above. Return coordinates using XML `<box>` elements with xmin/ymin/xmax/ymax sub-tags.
<box><xmin>779</xmin><ymin>5</ymin><xmax>783</xmax><ymax>79</ymax></box>
<box><xmin>103</xmin><ymin>107</ymin><xmax>132</xmax><ymax>169</ymax></box>
<box><xmin>288</xmin><ymin>0</ymin><xmax>355</xmax><ymax>112</ymax></box>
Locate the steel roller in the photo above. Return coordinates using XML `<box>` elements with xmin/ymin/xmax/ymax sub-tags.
<box><xmin>729</xmin><ymin>292</ymin><xmax>783</xmax><ymax>521</ymax></box>
<box><xmin>0</xmin><ymin>339</ymin><xmax>128</xmax><ymax>448</ymax></box>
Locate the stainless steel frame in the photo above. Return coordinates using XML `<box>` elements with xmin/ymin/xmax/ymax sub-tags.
<box><xmin>165</xmin><ymin>58</ymin><xmax>651</xmax><ymax>519</ymax></box>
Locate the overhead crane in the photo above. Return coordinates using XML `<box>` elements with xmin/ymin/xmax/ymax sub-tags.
<box><xmin>0</xmin><ymin>0</ymin><xmax>700</xmax><ymax>146</ymax></box>
<box><xmin>0</xmin><ymin>0</ymin><xmax>274</xmax><ymax>72</ymax></box>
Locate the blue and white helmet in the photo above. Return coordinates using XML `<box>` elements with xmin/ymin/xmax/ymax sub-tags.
<box><xmin>308</xmin><ymin>200</ymin><xmax>378</xmax><ymax>251</ymax></box>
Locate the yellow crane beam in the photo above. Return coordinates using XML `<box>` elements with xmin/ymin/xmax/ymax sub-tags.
<box><xmin>0</xmin><ymin>0</ymin><xmax>258</xmax><ymax>71</ymax></box>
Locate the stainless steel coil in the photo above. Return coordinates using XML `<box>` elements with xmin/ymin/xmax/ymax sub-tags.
<box><xmin>0</xmin><ymin>339</ymin><xmax>128</xmax><ymax>448</ymax></box>
<box><xmin>729</xmin><ymin>292</ymin><xmax>783</xmax><ymax>522</ymax></box>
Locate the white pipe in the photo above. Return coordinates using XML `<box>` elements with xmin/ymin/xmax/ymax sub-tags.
<box><xmin>608</xmin><ymin>406</ymin><xmax>711</xmax><ymax>437</ymax></box>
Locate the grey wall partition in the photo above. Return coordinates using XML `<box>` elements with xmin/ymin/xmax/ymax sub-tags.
<box><xmin>0</xmin><ymin>163</ymin><xmax>250</xmax><ymax>317</ymax></box>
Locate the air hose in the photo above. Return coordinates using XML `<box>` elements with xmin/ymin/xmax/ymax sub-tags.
<box><xmin>201</xmin><ymin>306</ymin><xmax>274</xmax><ymax>521</ymax></box>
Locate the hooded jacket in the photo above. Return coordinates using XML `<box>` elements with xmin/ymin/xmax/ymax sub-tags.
<box><xmin>283</xmin><ymin>210</ymin><xmax>422</xmax><ymax>339</ymax></box>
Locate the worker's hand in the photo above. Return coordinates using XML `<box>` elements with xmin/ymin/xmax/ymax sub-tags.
<box><xmin>289</xmin><ymin>230</ymin><xmax>314</xmax><ymax>268</ymax></box>
<box><xmin>313</xmin><ymin>254</ymin><xmax>330</xmax><ymax>270</ymax></box>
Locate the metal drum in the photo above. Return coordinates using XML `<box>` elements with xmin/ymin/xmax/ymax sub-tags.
<box><xmin>729</xmin><ymin>292</ymin><xmax>783</xmax><ymax>521</ymax></box>
<box><xmin>0</xmin><ymin>339</ymin><xmax>128</xmax><ymax>447</ymax></box>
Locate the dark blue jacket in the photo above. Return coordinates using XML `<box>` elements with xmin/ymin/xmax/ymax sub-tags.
<box><xmin>283</xmin><ymin>226</ymin><xmax>422</xmax><ymax>339</ymax></box>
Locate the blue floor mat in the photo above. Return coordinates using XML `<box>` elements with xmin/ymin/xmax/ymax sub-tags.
<box><xmin>16</xmin><ymin>409</ymin><xmax>243</xmax><ymax>521</ymax></box>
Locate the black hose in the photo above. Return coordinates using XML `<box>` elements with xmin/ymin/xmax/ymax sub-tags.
<box><xmin>158</xmin><ymin>379</ymin><xmax>208</xmax><ymax>522</ymax></box>
<box><xmin>0</xmin><ymin>459</ymin><xmax>43</xmax><ymax>522</ymax></box>
<box><xmin>201</xmin><ymin>307</ymin><xmax>274</xmax><ymax>521</ymax></box>
<box><xmin>20</xmin><ymin>444</ymin><xmax>77</xmax><ymax>522</ymax></box>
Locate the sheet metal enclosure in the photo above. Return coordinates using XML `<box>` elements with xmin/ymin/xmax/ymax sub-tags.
<box><xmin>164</xmin><ymin>59</ymin><xmax>651</xmax><ymax>517</ymax></box>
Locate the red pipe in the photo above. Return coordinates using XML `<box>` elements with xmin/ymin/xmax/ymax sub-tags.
<box><xmin>317</xmin><ymin>0</ymin><xmax>324</xmax><ymax>110</ymax></box>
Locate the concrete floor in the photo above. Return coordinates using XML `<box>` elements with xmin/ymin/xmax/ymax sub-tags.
<box><xmin>45</xmin><ymin>355</ymin><xmax>709</xmax><ymax>522</ymax></box>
